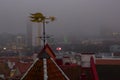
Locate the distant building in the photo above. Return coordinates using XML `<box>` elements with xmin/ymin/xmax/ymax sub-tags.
<box><xmin>31</xmin><ymin>23</ymin><xmax>42</xmax><ymax>47</ymax></box>
<box><xmin>110</xmin><ymin>45</ymin><xmax>120</xmax><ymax>52</ymax></box>
<box><xmin>26</xmin><ymin>21</ymin><xmax>32</xmax><ymax>49</ymax></box>
<box><xmin>0</xmin><ymin>33</ymin><xmax>26</xmax><ymax>54</ymax></box>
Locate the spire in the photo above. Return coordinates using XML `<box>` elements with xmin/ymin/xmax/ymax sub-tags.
<box><xmin>38</xmin><ymin>44</ymin><xmax>56</xmax><ymax>59</ymax></box>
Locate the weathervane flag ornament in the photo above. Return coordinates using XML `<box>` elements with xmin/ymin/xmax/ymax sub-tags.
<box><xmin>30</xmin><ymin>12</ymin><xmax>45</xmax><ymax>22</ymax></box>
<box><xmin>30</xmin><ymin>12</ymin><xmax>55</xmax><ymax>23</ymax></box>
<box><xmin>30</xmin><ymin>12</ymin><xmax>56</xmax><ymax>46</ymax></box>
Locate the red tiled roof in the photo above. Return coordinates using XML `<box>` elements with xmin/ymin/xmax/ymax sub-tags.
<box><xmin>0</xmin><ymin>57</ymin><xmax>19</xmax><ymax>62</ymax></box>
<box><xmin>38</xmin><ymin>44</ymin><xmax>56</xmax><ymax>59</ymax></box>
<box><xmin>0</xmin><ymin>57</ymin><xmax>33</xmax><ymax>63</ymax></box>
<box><xmin>24</xmin><ymin>59</ymin><xmax>44</xmax><ymax>80</ymax></box>
<box><xmin>60</xmin><ymin>65</ymin><xmax>81</xmax><ymax>80</ymax></box>
<box><xmin>0</xmin><ymin>63</ymin><xmax>10</xmax><ymax>77</ymax></box>
<box><xmin>15</xmin><ymin>62</ymin><xmax>32</xmax><ymax>74</ymax></box>
<box><xmin>21</xmin><ymin>58</ymin><xmax>69</xmax><ymax>80</ymax></box>
<box><xmin>96</xmin><ymin>59</ymin><xmax>120</xmax><ymax>65</ymax></box>
<box><xmin>81</xmin><ymin>53</ymin><xmax>95</xmax><ymax>55</ymax></box>
<box><xmin>21</xmin><ymin>44</ymin><xmax>69</xmax><ymax>80</ymax></box>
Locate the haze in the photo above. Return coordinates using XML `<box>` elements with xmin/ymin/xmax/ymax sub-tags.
<box><xmin>0</xmin><ymin>0</ymin><xmax>120</xmax><ymax>38</ymax></box>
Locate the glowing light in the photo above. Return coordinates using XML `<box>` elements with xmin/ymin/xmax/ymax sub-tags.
<box><xmin>3</xmin><ymin>47</ymin><xmax>6</xmax><ymax>50</ymax></box>
<box><xmin>56</xmin><ymin>47</ymin><xmax>62</xmax><ymax>51</ymax></box>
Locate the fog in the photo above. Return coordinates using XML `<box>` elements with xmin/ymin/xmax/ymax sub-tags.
<box><xmin>0</xmin><ymin>0</ymin><xmax>120</xmax><ymax>39</ymax></box>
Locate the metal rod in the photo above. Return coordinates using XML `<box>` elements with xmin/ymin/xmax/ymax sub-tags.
<box><xmin>43</xmin><ymin>20</ymin><xmax>46</xmax><ymax>47</ymax></box>
<box><xmin>38</xmin><ymin>23</ymin><xmax>41</xmax><ymax>46</ymax></box>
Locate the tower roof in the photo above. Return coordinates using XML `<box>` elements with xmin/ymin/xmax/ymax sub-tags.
<box><xmin>38</xmin><ymin>44</ymin><xmax>56</xmax><ymax>59</ymax></box>
<box><xmin>21</xmin><ymin>44</ymin><xmax>69</xmax><ymax>80</ymax></box>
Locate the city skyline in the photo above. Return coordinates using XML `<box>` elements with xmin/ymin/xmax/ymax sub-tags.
<box><xmin>0</xmin><ymin>0</ymin><xmax>120</xmax><ymax>38</ymax></box>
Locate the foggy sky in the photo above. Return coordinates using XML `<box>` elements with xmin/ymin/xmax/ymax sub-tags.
<box><xmin>0</xmin><ymin>0</ymin><xmax>120</xmax><ymax>38</ymax></box>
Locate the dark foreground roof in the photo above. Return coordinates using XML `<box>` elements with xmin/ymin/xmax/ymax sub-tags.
<box><xmin>97</xmin><ymin>65</ymin><xmax>120</xmax><ymax>80</ymax></box>
<box><xmin>21</xmin><ymin>58</ymin><xmax>69</xmax><ymax>80</ymax></box>
<box><xmin>21</xmin><ymin>44</ymin><xmax>69</xmax><ymax>80</ymax></box>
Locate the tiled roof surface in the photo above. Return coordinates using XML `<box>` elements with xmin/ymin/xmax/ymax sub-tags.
<box><xmin>95</xmin><ymin>58</ymin><xmax>120</xmax><ymax>80</ymax></box>
<box><xmin>96</xmin><ymin>59</ymin><xmax>120</xmax><ymax>65</ymax></box>
<box><xmin>15</xmin><ymin>62</ymin><xmax>32</xmax><ymax>74</ymax></box>
<box><xmin>38</xmin><ymin>44</ymin><xmax>56</xmax><ymax>59</ymax></box>
<box><xmin>0</xmin><ymin>57</ymin><xmax>19</xmax><ymax>62</ymax></box>
<box><xmin>20</xmin><ymin>44</ymin><xmax>69</xmax><ymax>80</ymax></box>
<box><xmin>21</xmin><ymin>44</ymin><xmax>70</xmax><ymax>80</ymax></box>
<box><xmin>21</xmin><ymin>59</ymin><xmax>43</xmax><ymax>80</ymax></box>
<box><xmin>60</xmin><ymin>65</ymin><xmax>81</xmax><ymax>80</ymax></box>
<box><xmin>96</xmin><ymin>65</ymin><xmax>120</xmax><ymax>80</ymax></box>
<box><xmin>21</xmin><ymin>58</ymin><xmax>68</xmax><ymax>80</ymax></box>
<box><xmin>0</xmin><ymin>63</ymin><xmax>10</xmax><ymax>77</ymax></box>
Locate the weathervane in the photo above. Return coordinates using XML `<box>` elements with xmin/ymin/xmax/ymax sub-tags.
<box><xmin>29</xmin><ymin>12</ymin><xmax>55</xmax><ymax>80</ymax></box>
<box><xmin>30</xmin><ymin>12</ymin><xmax>55</xmax><ymax>47</ymax></box>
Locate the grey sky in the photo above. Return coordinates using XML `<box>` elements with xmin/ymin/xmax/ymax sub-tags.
<box><xmin>0</xmin><ymin>0</ymin><xmax>120</xmax><ymax>38</ymax></box>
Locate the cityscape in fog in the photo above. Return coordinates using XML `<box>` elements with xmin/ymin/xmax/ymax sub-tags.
<box><xmin>0</xmin><ymin>29</ymin><xmax>120</xmax><ymax>55</ymax></box>
<box><xmin>0</xmin><ymin>0</ymin><xmax>120</xmax><ymax>62</ymax></box>
<box><xmin>1</xmin><ymin>0</ymin><xmax>120</xmax><ymax>80</ymax></box>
